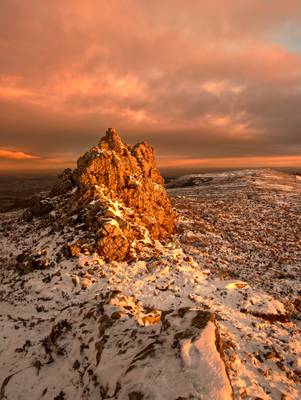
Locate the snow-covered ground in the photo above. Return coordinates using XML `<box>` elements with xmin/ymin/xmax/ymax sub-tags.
<box><xmin>0</xmin><ymin>169</ymin><xmax>300</xmax><ymax>399</ymax></box>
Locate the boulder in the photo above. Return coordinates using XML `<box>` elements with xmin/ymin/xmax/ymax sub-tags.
<box><xmin>30</xmin><ymin>195</ymin><xmax>54</xmax><ymax>216</ymax></box>
<box><xmin>92</xmin><ymin>297</ymin><xmax>233</xmax><ymax>400</ymax></box>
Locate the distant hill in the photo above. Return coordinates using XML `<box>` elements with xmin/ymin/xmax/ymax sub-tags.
<box><xmin>0</xmin><ymin>174</ymin><xmax>56</xmax><ymax>212</ymax></box>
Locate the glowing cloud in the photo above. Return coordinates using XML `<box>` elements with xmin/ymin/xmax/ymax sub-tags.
<box><xmin>0</xmin><ymin>1</ymin><xmax>301</xmax><ymax>171</ymax></box>
<box><xmin>0</xmin><ymin>149</ymin><xmax>39</xmax><ymax>160</ymax></box>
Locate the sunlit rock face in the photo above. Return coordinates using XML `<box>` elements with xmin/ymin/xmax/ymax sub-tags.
<box><xmin>52</xmin><ymin>128</ymin><xmax>175</xmax><ymax>261</ymax></box>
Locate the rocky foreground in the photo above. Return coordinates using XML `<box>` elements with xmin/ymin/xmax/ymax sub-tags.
<box><xmin>0</xmin><ymin>137</ymin><xmax>300</xmax><ymax>399</ymax></box>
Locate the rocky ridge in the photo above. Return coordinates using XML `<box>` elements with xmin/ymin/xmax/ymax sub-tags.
<box><xmin>30</xmin><ymin>128</ymin><xmax>175</xmax><ymax>262</ymax></box>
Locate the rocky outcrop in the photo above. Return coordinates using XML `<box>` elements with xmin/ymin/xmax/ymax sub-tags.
<box><xmin>15</xmin><ymin>250</ymin><xmax>52</xmax><ymax>274</ymax></box>
<box><xmin>90</xmin><ymin>296</ymin><xmax>233</xmax><ymax>400</ymax></box>
<box><xmin>51</xmin><ymin>128</ymin><xmax>175</xmax><ymax>261</ymax></box>
<box><xmin>50</xmin><ymin>168</ymin><xmax>75</xmax><ymax>197</ymax></box>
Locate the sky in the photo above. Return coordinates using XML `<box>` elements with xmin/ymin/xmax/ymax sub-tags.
<box><xmin>1</xmin><ymin>0</ymin><xmax>301</xmax><ymax>173</ymax></box>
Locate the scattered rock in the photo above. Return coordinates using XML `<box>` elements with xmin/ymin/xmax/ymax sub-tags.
<box><xmin>16</xmin><ymin>251</ymin><xmax>51</xmax><ymax>274</ymax></box>
<box><xmin>71</xmin><ymin>275</ymin><xmax>80</xmax><ymax>287</ymax></box>
<box><xmin>68</xmin><ymin>243</ymin><xmax>81</xmax><ymax>258</ymax></box>
<box><xmin>81</xmin><ymin>278</ymin><xmax>92</xmax><ymax>290</ymax></box>
<box><xmin>140</xmin><ymin>312</ymin><xmax>161</xmax><ymax>326</ymax></box>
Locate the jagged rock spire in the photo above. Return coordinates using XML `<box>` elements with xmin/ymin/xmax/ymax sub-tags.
<box><xmin>99</xmin><ymin>128</ymin><xmax>124</xmax><ymax>153</ymax></box>
<box><xmin>50</xmin><ymin>129</ymin><xmax>176</xmax><ymax>261</ymax></box>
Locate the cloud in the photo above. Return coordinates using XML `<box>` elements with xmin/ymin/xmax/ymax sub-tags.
<box><xmin>158</xmin><ymin>155</ymin><xmax>301</xmax><ymax>170</ymax></box>
<box><xmin>0</xmin><ymin>149</ymin><xmax>39</xmax><ymax>160</ymax></box>
<box><xmin>0</xmin><ymin>0</ymin><xmax>301</xmax><ymax>171</ymax></box>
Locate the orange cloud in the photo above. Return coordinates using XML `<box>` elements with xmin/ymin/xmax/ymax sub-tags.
<box><xmin>200</xmin><ymin>80</ymin><xmax>245</xmax><ymax>96</ymax></box>
<box><xmin>0</xmin><ymin>149</ymin><xmax>39</xmax><ymax>160</ymax></box>
<box><xmin>158</xmin><ymin>156</ymin><xmax>301</xmax><ymax>169</ymax></box>
<box><xmin>1</xmin><ymin>1</ymin><xmax>301</xmax><ymax>172</ymax></box>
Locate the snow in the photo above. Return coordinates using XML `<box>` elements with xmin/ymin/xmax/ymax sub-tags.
<box><xmin>180</xmin><ymin>320</ymin><xmax>232</xmax><ymax>399</ymax></box>
<box><xmin>0</xmin><ymin>169</ymin><xmax>300</xmax><ymax>399</ymax></box>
